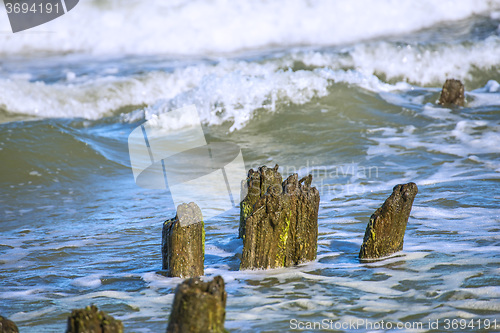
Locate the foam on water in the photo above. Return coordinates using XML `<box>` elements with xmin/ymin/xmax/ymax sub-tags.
<box><xmin>71</xmin><ymin>274</ymin><xmax>103</xmax><ymax>289</ymax></box>
<box><xmin>0</xmin><ymin>72</ymin><xmax>177</xmax><ymax>119</ymax></box>
<box><xmin>1</xmin><ymin>0</ymin><xmax>498</xmax><ymax>56</ymax></box>
<box><xmin>2</xmin><ymin>194</ymin><xmax>498</xmax><ymax>331</ymax></box>
<box><xmin>342</xmin><ymin>36</ymin><xmax>500</xmax><ymax>86</ymax></box>
<box><xmin>2</xmin><ymin>49</ymin><xmax>499</xmax><ymax>133</ymax></box>
<box><xmin>1</xmin><ymin>59</ymin><xmax>331</xmax><ymax>130</ymax></box>
<box><xmin>468</xmin><ymin>79</ymin><xmax>500</xmax><ymax>106</ymax></box>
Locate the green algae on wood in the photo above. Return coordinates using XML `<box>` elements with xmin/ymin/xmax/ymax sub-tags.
<box><xmin>240</xmin><ymin>165</ymin><xmax>320</xmax><ymax>270</ymax></box>
<box><xmin>162</xmin><ymin>202</ymin><xmax>205</xmax><ymax>278</ymax></box>
<box><xmin>0</xmin><ymin>315</ymin><xmax>19</xmax><ymax>333</ymax></box>
<box><xmin>359</xmin><ymin>182</ymin><xmax>418</xmax><ymax>260</ymax></box>
<box><xmin>239</xmin><ymin>165</ymin><xmax>282</xmax><ymax>239</ymax></box>
<box><xmin>66</xmin><ymin>305</ymin><xmax>123</xmax><ymax>333</ymax></box>
<box><xmin>167</xmin><ymin>276</ymin><xmax>227</xmax><ymax>333</ymax></box>
<box><xmin>438</xmin><ymin>79</ymin><xmax>465</xmax><ymax>106</ymax></box>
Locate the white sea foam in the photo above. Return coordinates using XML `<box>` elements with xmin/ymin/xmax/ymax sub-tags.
<box><xmin>315</xmin><ymin>68</ymin><xmax>412</xmax><ymax>92</ymax></box>
<box><xmin>468</xmin><ymin>80</ymin><xmax>500</xmax><ymax>106</ymax></box>
<box><xmin>0</xmin><ymin>0</ymin><xmax>498</xmax><ymax>56</ymax></box>
<box><xmin>10</xmin><ymin>306</ymin><xmax>57</xmax><ymax>322</ymax></box>
<box><xmin>344</xmin><ymin>36</ymin><xmax>500</xmax><ymax>86</ymax></box>
<box><xmin>142</xmin><ymin>66</ymin><xmax>330</xmax><ymax>131</ymax></box>
<box><xmin>0</xmin><ymin>72</ymin><xmax>176</xmax><ymax>119</ymax></box>
<box><xmin>0</xmin><ymin>59</ymin><xmax>332</xmax><ymax>130</ymax></box>
<box><xmin>295</xmin><ymin>35</ymin><xmax>500</xmax><ymax>86</ymax></box>
<box><xmin>0</xmin><ymin>289</ymin><xmax>47</xmax><ymax>300</ymax></box>
<box><xmin>71</xmin><ymin>274</ymin><xmax>103</xmax><ymax>288</ymax></box>
<box><xmin>1</xmin><ymin>46</ymin><xmax>499</xmax><ymax>131</ymax></box>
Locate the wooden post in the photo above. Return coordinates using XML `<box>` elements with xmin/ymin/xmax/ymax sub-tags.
<box><xmin>0</xmin><ymin>315</ymin><xmax>19</xmax><ymax>333</ymax></box>
<box><xmin>438</xmin><ymin>79</ymin><xmax>465</xmax><ymax>106</ymax></box>
<box><xmin>240</xmin><ymin>165</ymin><xmax>320</xmax><ymax>270</ymax></box>
<box><xmin>167</xmin><ymin>276</ymin><xmax>227</xmax><ymax>333</ymax></box>
<box><xmin>66</xmin><ymin>305</ymin><xmax>123</xmax><ymax>333</ymax></box>
<box><xmin>162</xmin><ymin>202</ymin><xmax>205</xmax><ymax>278</ymax></box>
<box><xmin>359</xmin><ymin>182</ymin><xmax>418</xmax><ymax>260</ymax></box>
<box><xmin>239</xmin><ymin>165</ymin><xmax>282</xmax><ymax>239</ymax></box>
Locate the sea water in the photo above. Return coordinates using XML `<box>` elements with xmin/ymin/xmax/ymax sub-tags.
<box><xmin>0</xmin><ymin>1</ymin><xmax>499</xmax><ymax>332</ymax></box>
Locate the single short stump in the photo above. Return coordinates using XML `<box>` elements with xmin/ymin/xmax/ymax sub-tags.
<box><xmin>162</xmin><ymin>202</ymin><xmax>205</xmax><ymax>278</ymax></box>
<box><xmin>359</xmin><ymin>182</ymin><xmax>418</xmax><ymax>260</ymax></box>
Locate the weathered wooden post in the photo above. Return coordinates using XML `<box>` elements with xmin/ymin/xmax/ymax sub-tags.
<box><xmin>162</xmin><ymin>202</ymin><xmax>205</xmax><ymax>278</ymax></box>
<box><xmin>66</xmin><ymin>305</ymin><xmax>123</xmax><ymax>333</ymax></box>
<box><xmin>239</xmin><ymin>165</ymin><xmax>282</xmax><ymax>239</ymax></box>
<box><xmin>438</xmin><ymin>79</ymin><xmax>465</xmax><ymax>106</ymax></box>
<box><xmin>0</xmin><ymin>315</ymin><xmax>18</xmax><ymax>333</ymax></box>
<box><xmin>167</xmin><ymin>276</ymin><xmax>227</xmax><ymax>333</ymax></box>
<box><xmin>239</xmin><ymin>165</ymin><xmax>320</xmax><ymax>270</ymax></box>
<box><xmin>359</xmin><ymin>182</ymin><xmax>418</xmax><ymax>260</ymax></box>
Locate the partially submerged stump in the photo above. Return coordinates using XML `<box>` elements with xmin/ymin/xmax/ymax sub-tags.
<box><xmin>438</xmin><ymin>79</ymin><xmax>465</xmax><ymax>106</ymax></box>
<box><xmin>239</xmin><ymin>165</ymin><xmax>282</xmax><ymax>239</ymax></box>
<box><xmin>359</xmin><ymin>182</ymin><xmax>418</xmax><ymax>260</ymax></box>
<box><xmin>240</xmin><ymin>165</ymin><xmax>320</xmax><ymax>270</ymax></box>
<box><xmin>0</xmin><ymin>315</ymin><xmax>18</xmax><ymax>333</ymax></box>
<box><xmin>167</xmin><ymin>276</ymin><xmax>227</xmax><ymax>333</ymax></box>
<box><xmin>66</xmin><ymin>305</ymin><xmax>123</xmax><ymax>333</ymax></box>
<box><xmin>162</xmin><ymin>202</ymin><xmax>205</xmax><ymax>278</ymax></box>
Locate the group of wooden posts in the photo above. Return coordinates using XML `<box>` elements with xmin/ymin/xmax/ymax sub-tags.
<box><xmin>158</xmin><ymin>165</ymin><xmax>418</xmax><ymax>333</ymax></box>
<box><xmin>159</xmin><ymin>78</ymin><xmax>464</xmax><ymax>333</ymax></box>
<box><xmin>0</xmin><ymin>80</ymin><xmax>464</xmax><ymax>333</ymax></box>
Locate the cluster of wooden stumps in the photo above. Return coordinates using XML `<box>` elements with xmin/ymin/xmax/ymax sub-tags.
<box><xmin>161</xmin><ymin>165</ymin><xmax>418</xmax><ymax>273</ymax></box>
<box><xmin>3</xmin><ymin>80</ymin><xmax>468</xmax><ymax>333</ymax></box>
<box><xmin>239</xmin><ymin>166</ymin><xmax>320</xmax><ymax>269</ymax></box>
<box><xmin>155</xmin><ymin>164</ymin><xmax>418</xmax><ymax>332</ymax></box>
<box><xmin>0</xmin><ymin>167</ymin><xmax>417</xmax><ymax>333</ymax></box>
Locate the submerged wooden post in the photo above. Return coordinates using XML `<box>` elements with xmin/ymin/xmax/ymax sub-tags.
<box><xmin>239</xmin><ymin>165</ymin><xmax>282</xmax><ymax>239</ymax></box>
<box><xmin>240</xmin><ymin>165</ymin><xmax>320</xmax><ymax>270</ymax></box>
<box><xmin>66</xmin><ymin>305</ymin><xmax>123</xmax><ymax>333</ymax></box>
<box><xmin>438</xmin><ymin>79</ymin><xmax>465</xmax><ymax>106</ymax></box>
<box><xmin>167</xmin><ymin>276</ymin><xmax>227</xmax><ymax>333</ymax></box>
<box><xmin>162</xmin><ymin>202</ymin><xmax>205</xmax><ymax>278</ymax></box>
<box><xmin>359</xmin><ymin>182</ymin><xmax>418</xmax><ymax>260</ymax></box>
<box><xmin>0</xmin><ymin>315</ymin><xmax>19</xmax><ymax>333</ymax></box>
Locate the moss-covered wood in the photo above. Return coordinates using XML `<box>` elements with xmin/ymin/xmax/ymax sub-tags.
<box><xmin>66</xmin><ymin>305</ymin><xmax>123</xmax><ymax>333</ymax></box>
<box><xmin>239</xmin><ymin>164</ymin><xmax>282</xmax><ymax>239</ymax></box>
<box><xmin>0</xmin><ymin>315</ymin><xmax>19</xmax><ymax>333</ymax></box>
<box><xmin>162</xmin><ymin>202</ymin><xmax>205</xmax><ymax>278</ymax></box>
<box><xmin>167</xmin><ymin>276</ymin><xmax>227</xmax><ymax>333</ymax></box>
<box><xmin>438</xmin><ymin>79</ymin><xmax>465</xmax><ymax>106</ymax></box>
<box><xmin>240</xmin><ymin>165</ymin><xmax>320</xmax><ymax>270</ymax></box>
<box><xmin>359</xmin><ymin>182</ymin><xmax>418</xmax><ymax>260</ymax></box>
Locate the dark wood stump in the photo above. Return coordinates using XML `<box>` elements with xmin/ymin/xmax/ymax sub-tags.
<box><xmin>438</xmin><ymin>79</ymin><xmax>465</xmax><ymax>106</ymax></box>
<box><xmin>239</xmin><ymin>165</ymin><xmax>282</xmax><ymax>239</ymax></box>
<box><xmin>167</xmin><ymin>276</ymin><xmax>227</xmax><ymax>333</ymax></box>
<box><xmin>66</xmin><ymin>305</ymin><xmax>123</xmax><ymax>333</ymax></box>
<box><xmin>359</xmin><ymin>182</ymin><xmax>418</xmax><ymax>260</ymax></box>
<box><xmin>162</xmin><ymin>202</ymin><xmax>204</xmax><ymax>278</ymax></box>
<box><xmin>0</xmin><ymin>315</ymin><xmax>18</xmax><ymax>333</ymax></box>
<box><xmin>240</xmin><ymin>165</ymin><xmax>320</xmax><ymax>270</ymax></box>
